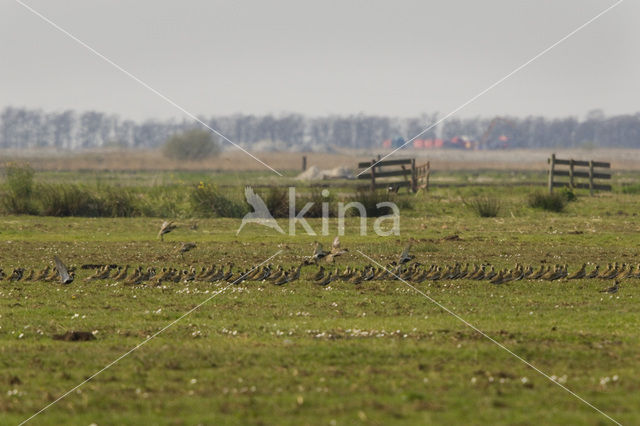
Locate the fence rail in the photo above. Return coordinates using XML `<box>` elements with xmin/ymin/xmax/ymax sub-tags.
<box><xmin>548</xmin><ymin>153</ymin><xmax>611</xmax><ymax>195</ymax></box>
<box><xmin>357</xmin><ymin>158</ymin><xmax>417</xmax><ymax>192</ymax></box>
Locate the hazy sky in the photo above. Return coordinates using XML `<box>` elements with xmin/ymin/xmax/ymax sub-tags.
<box><xmin>0</xmin><ymin>0</ymin><xmax>637</xmax><ymax>121</ymax></box>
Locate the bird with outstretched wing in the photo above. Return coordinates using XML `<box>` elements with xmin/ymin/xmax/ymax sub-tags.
<box><xmin>326</xmin><ymin>236</ymin><xmax>349</xmax><ymax>262</ymax></box>
<box><xmin>158</xmin><ymin>220</ymin><xmax>177</xmax><ymax>241</ymax></box>
<box><xmin>398</xmin><ymin>244</ymin><xmax>414</xmax><ymax>264</ymax></box>
<box><xmin>54</xmin><ymin>256</ymin><xmax>74</xmax><ymax>284</ymax></box>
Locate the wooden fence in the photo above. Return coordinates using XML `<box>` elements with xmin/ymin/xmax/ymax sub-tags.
<box><xmin>357</xmin><ymin>158</ymin><xmax>417</xmax><ymax>192</ymax></box>
<box><xmin>415</xmin><ymin>161</ymin><xmax>430</xmax><ymax>192</ymax></box>
<box><xmin>548</xmin><ymin>153</ymin><xmax>611</xmax><ymax>195</ymax></box>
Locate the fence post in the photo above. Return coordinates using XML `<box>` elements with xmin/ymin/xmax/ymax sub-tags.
<box><xmin>426</xmin><ymin>161</ymin><xmax>430</xmax><ymax>192</ymax></box>
<box><xmin>569</xmin><ymin>159</ymin><xmax>574</xmax><ymax>188</ymax></box>
<box><xmin>548</xmin><ymin>153</ymin><xmax>556</xmax><ymax>194</ymax></box>
<box><xmin>370</xmin><ymin>159</ymin><xmax>376</xmax><ymax>191</ymax></box>
<box><xmin>302</xmin><ymin>155</ymin><xmax>307</xmax><ymax>172</ymax></box>
<box><xmin>589</xmin><ymin>160</ymin><xmax>594</xmax><ymax>196</ymax></box>
<box><xmin>411</xmin><ymin>158</ymin><xmax>417</xmax><ymax>193</ymax></box>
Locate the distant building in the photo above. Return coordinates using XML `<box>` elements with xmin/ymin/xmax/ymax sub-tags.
<box><xmin>384</xmin><ymin>136</ymin><xmax>475</xmax><ymax>150</ymax></box>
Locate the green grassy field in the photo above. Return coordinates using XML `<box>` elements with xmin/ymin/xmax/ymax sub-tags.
<box><xmin>1</xmin><ymin>170</ymin><xmax>640</xmax><ymax>425</ymax></box>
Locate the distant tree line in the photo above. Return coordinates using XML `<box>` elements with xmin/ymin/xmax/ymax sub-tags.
<box><xmin>0</xmin><ymin>106</ymin><xmax>638</xmax><ymax>150</ymax></box>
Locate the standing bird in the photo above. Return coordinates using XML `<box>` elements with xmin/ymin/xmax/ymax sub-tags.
<box><xmin>22</xmin><ymin>269</ymin><xmax>34</xmax><ymax>282</ymax></box>
<box><xmin>600</xmin><ymin>280</ymin><xmax>620</xmax><ymax>294</ymax></box>
<box><xmin>178</xmin><ymin>242</ymin><xmax>197</xmax><ymax>259</ymax></box>
<box><xmin>7</xmin><ymin>268</ymin><xmax>24</xmax><ymax>282</ymax></box>
<box><xmin>567</xmin><ymin>264</ymin><xmax>587</xmax><ymax>280</ymax></box>
<box><xmin>348</xmin><ymin>270</ymin><xmax>364</xmax><ymax>285</ymax></box>
<box><xmin>314</xmin><ymin>272</ymin><xmax>333</xmax><ymax>286</ymax></box>
<box><xmin>84</xmin><ymin>265</ymin><xmax>110</xmax><ymax>282</ymax></box>
<box><xmin>586</xmin><ymin>264</ymin><xmax>600</xmax><ymax>279</ymax></box>
<box><xmin>33</xmin><ymin>266</ymin><xmax>49</xmax><ymax>282</ymax></box>
<box><xmin>274</xmin><ymin>272</ymin><xmax>290</xmax><ymax>286</ymax></box>
<box><xmin>484</xmin><ymin>266</ymin><xmax>497</xmax><ymax>281</ymax></box>
<box><xmin>398</xmin><ymin>244</ymin><xmax>414</xmax><ymax>265</ymax></box>
<box><xmin>113</xmin><ymin>265</ymin><xmax>129</xmax><ymax>281</ymax></box>
<box><xmin>489</xmin><ymin>270</ymin><xmax>506</xmax><ymax>285</ymax></box>
<box><xmin>54</xmin><ymin>256</ymin><xmax>74</xmax><ymax>284</ymax></box>
<box><xmin>158</xmin><ymin>220</ymin><xmax>177</xmax><ymax>241</ymax></box>
<box><xmin>311</xmin><ymin>266</ymin><xmax>325</xmax><ymax>282</ymax></box>
<box><xmin>266</xmin><ymin>266</ymin><xmax>284</xmax><ymax>282</ymax></box>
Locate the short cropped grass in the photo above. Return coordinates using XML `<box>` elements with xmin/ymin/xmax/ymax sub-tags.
<box><xmin>1</xmin><ymin>170</ymin><xmax>640</xmax><ymax>425</ymax></box>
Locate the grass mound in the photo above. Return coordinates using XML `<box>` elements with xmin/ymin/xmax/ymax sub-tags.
<box><xmin>528</xmin><ymin>191</ymin><xmax>567</xmax><ymax>212</ymax></box>
<box><xmin>465</xmin><ymin>196</ymin><xmax>501</xmax><ymax>217</ymax></box>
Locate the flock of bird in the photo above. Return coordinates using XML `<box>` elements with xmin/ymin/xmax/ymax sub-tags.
<box><xmin>0</xmin><ymin>222</ymin><xmax>633</xmax><ymax>294</ymax></box>
<box><xmin>0</xmin><ymin>236</ymin><xmax>634</xmax><ymax>293</ymax></box>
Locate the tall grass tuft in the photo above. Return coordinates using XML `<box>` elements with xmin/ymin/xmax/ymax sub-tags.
<box><xmin>300</xmin><ymin>188</ymin><xmax>337</xmax><ymax>218</ymax></box>
<box><xmin>142</xmin><ymin>187</ymin><xmax>186</xmax><ymax>218</ymax></box>
<box><xmin>262</xmin><ymin>186</ymin><xmax>289</xmax><ymax>218</ymax></box>
<box><xmin>189</xmin><ymin>182</ymin><xmax>246</xmax><ymax>218</ymax></box>
<box><xmin>38</xmin><ymin>184</ymin><xmax>102</xmax><ymax>216</ymax></box>
<box><xmin>465</xmin><ymin>196</ymin><xmax>501</xmax><ymax>217</ymax></box>
<box><xmin>1</xmin><ymin>162</ymin><xmax>37</xmax><ymax>214</ymax></box>
<box><xmin>620</xmin><ymin>183</ymin><xmax>640</xmax><ymax>194</ymax></box>
<box><xmin>100</xmin><ymin>187</ymin><xmax>142</xmax><ymax>217</ymax></box>
<box><xmin>527</xmin><ymin>191</ymin><xmax>566</xmax><ymax>212</ymax></box>
<box><xmin>350</xmin><ymin>189</ymin><xmax>398</xmax><ymax>217</ymax></box>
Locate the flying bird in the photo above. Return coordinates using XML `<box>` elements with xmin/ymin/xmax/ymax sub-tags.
<box><xmin>398</xmin><ymin>244</ymin><xmax>414</xmax><ymax>265</ymax></box>
<box><xmin>236</xmin><ymin>186</ymin><xmax>284</xmax><ymax>235</ymax></box>
<box><xmin>54</xmin><ymin>256</ymin><xmax>74</xmax><ymax>284</ymax></box>
<box><xmin>304</xmin><ymin>242</ymin><xmax>329</xmax><ymax>264</ymax></box>
<box><xmin>158</xmin><ymin>220</ymin><xmax>177</xmax><ymax>241</ymax></box>
<box><xmin>312</xmin><ymin>242</ymin><xmax>329</xmax><ymax>260</ymax></box>
<box><xmin>326</xmin><ymin>236</ymin><xmax>349</xmax><ymax>262</ymax></box>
